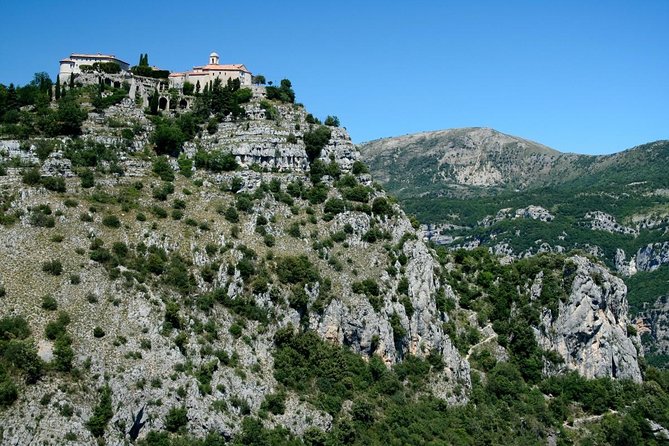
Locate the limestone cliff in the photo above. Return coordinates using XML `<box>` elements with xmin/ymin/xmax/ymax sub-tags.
<box><xmin>536</xmin><ymin>256</ymin><xmax>642</xmax><ymax>382</ymax></box>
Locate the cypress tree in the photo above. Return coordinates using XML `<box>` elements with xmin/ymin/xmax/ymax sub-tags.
<box><xmin>55</xmin><ymin>81</ymin><xmax>61</xmax><ymax>100</ymax></box>
<box><xmin>149</xmin><ymin>89</ymin><xmax>159</xmax><ymax>115</ymax></box>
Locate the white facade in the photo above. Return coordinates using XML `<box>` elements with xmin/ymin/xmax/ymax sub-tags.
<box><xmin>58</xmin><ymin>53</ymin><xmax>130</xmax><ymax>84</ymax></box>
<box><xmin>169</xmin><ymin>52</ymin><xmax>252</xmax><ymax>90</ymax></box>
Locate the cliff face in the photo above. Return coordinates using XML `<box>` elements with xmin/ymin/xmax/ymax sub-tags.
<box><xmin>536</xmin><ymin>256</ymin><xmax>642</xmax><ymax>382</ymax></box>
<box><xmin>0</xmin><ymin>84</ymin><xmax>650</xmax><ymax>444</ymax></box>
<box><xmin>0</xmin><ymin>92</ymin><xmax>470</xmax><ymax>444</ymax></box>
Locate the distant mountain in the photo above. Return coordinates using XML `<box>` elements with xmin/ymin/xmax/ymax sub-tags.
<box><xmin>360</xmin><ymin>128</ymin><xmax>669</xmax><ymax>367</ymax></box>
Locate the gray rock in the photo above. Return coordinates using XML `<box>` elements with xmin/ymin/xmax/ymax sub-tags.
<box><xmin>536</xmin><ymin>256</ymin><xmax>642</xmax><ymax>382</ymax></box>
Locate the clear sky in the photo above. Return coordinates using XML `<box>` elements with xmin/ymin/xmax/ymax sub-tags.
<box><xmin>1</xmin><ymin>0</ymin><xmax>667</xmax><ymax>154</ymax></box>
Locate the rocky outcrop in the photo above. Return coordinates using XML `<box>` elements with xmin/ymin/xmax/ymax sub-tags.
<box><xmin>536</xmin><ymin>256</ymin><xmax>642</xmax><ymax>382</ymax></box>
<box><xmin>479</xmin><ymin>205</ymin><xmax>554</xmax><ymax>227</ymax></box>
<box><xmin>616</xmin><ymin>242</ymin><xmax>669</xmax><ymax>277</ymax></box>
<box><xmin>635</xmin><ymin>242</ymin><xmax>669</xmax><ymax>273</ymax></box>
<box><xmin>195</xmin><ymin>102</ymin><xmax>358</xmax><ymax>173</ymax></box>
<box><xmin>637</xmin><ymin>296</ymin><xmax>669</xmax><ymax>357</ymax></box>
<box><xmin>315</xmin><ymin>217</ymin><xmax>470</xmax><ymax>404</ymax></box>
<box><xmin>584</xmin><ymin>211</ymin><xmax>638</xmax><ymax>236</ymax></box>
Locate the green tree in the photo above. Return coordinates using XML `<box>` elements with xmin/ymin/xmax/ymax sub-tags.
<box><xmin>86</xmin><ymin>385</ymin><xmax>113</xmax><ymax>437</ymax></box>
<box><xmin>149</xmin><ymin>90</ymin><xmax>159</xmax><ymax>115</ymax></box>
<box><xmin>324</xmin><ymin>115</ymin><xmax>340</xmax><ymax>127</ymax></box>
<box><xmin>151</xmin><ymin>123</ymin><xmax>184</xmax><ymax>157</ymax></box>
<box><xmin>303</xmin><ymin>126</ymin><xmax>332</xmax><ymax>164</ymax></box>
<box><xmin>54</xmin><ymin>96</ymin><xmax>87</xmax><ymax>136</ymax></box>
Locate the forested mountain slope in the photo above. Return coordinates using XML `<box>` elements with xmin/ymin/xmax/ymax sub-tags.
<box><xmin>361</xmin><ymin>128</ymin><xmax>669</xmax><ymax>368</ymax></box>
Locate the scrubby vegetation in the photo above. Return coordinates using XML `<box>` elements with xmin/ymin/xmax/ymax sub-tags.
<box><xmin>1</xmin><ymin>68</ymin><xmax>665</xmax><ymax>446</ymax></box>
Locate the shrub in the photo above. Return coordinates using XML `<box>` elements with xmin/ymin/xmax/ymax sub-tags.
<box><xmin>0</xmin><ymin>380</ymin><xmax>18</xmax><ymax>407</ymax></box>
<box><xmin>287</xmin><ymin>222</ymin><xmax>301</xmax><ymax>238</ymax></box>
<box><xmin>0</xmin><ymin>316</ymin><xmax>31</xmax><ymax>340</ymax></box>
<box><xmin>276</xmin><ymin>255</ymin><xmax>320</xmax><ymax>284</ymax></box>
<box><xmin>79</xmin><ymin>169</ymin><xmax>95</xmax><ymax>188</ymax></box>
<box><xmin>164</xmin><ymin>407</ymin><xmax>188</xmax><ymax>433</ymax></box>
<box><xmin>21</xmin><ymin>168</ymin><xmax>41</xmax><ymax>186</ymax></box>
<box><xmin>352</xmin><ymin>279</ymin><xmax>380</xmax><ymax>297</ymax></box>
<box><xmin>324</xmin><ymin>198</ymin><xmax>346</xmax><ymax>215</ymax></box>
<box><xmin>53</xmin><ymin>334</ymin><xmax>74</xmax><ymax>371</ymax></box>
<box><xmin>224</xmin><ymin>206</ymin><xmax>239</xmax><ymax>223</ymax></box>
<box><xmin>86</xmin><ymin>386</ymin><xmax>113</xmax><ymax>437</ymax></box>
<box><xmin>194</xmin><ymin>149</ymin><xmax>238</xmax><ymax>172</ymax></box>
<box><xmin>102</xmin><ymin>214</ymin><xmax>121</xmax><ymax>228</ymax></box>
<box><xmin>343</xmin><ymin>185</ymin><xmax>371</xmax><ymax>203</ymax></box>
<box><xmin>41</xmin><ymin>295</ymin><xmax>58</xmax><ymax>311</ymax></box>
<box><xmin>351</xmin><ymin>161</ymin><xmax>369</xmax><ymax>175</ymax></box>
<box><xmin>261</xmin><ymin>392</ymin><xmax>286</xmax><ymax>415</ymax></box>
<box><xmin>44</xmin><ymin>312</ymin><xmax>70</xmax><ymax>341</ymax></box>
<box><xmin>152</xmin><ymin>122</ymin><xmax>185</xmax><ymax>157</ymax></box>
<box><xmin>372</xmin><ymin>197</ymin><xmax>392</xmax><ymax>215</ymax></box>
<box><xmin>151</xmin><ymin>206</ymin><xmax>168</xmax><ymax>218</ymax></box>
<box><xmin>30</xmin><ymin>209</ymin><xmax>55</xmax><ymax>228</ymax></box>
<box><xmin>41</xmin><ymin>176</ymin><xmax>66</xmax><ymax>192</ymax></box>
<box><xmin>42</xmin><ymin>260</ymin><xmax>63</xmax><ymax>276</ymax></box>
<box><xmin>152</xmin><ymin>156</ymin><xmax>175</xmax><ymax>181</ymax></box>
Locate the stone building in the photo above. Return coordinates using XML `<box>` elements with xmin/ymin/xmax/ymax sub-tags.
<box><xmin>58</xmin><ymin>53</ymin><xmax>130</xmax><ymax>83</ymax></box>
<box><xmin>168</xmin><ymin>52</ymin><xmax>252</xmax><ymax>90</ymax></box>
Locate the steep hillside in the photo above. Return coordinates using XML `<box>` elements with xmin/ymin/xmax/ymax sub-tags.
<box><xmin>0</xmin><ymin>76</ymin><xmax>666</xmax><ymax>445</ymax></box>
<box><xmin>360</xmin><ymin>129</ymin><xmax>669</xmax><ymax>367</ymax></box>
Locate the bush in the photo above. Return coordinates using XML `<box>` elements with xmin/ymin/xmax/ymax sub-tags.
<box><xmin>164</xmin><ymin>407</ymin><xmax>188</xmax><ymax>433</ymax></box>
<box><xmin>261</xmin><ymin>392</ymin><xmax>286</xmax><ymax>415</ymax></box>
<box><xmin>41</xmin><ymin>176</ymin><xmax>66</xmax><ymax>192</ymax></box>
<box><xmin>352</xmin><ymin>279</ymin><xmax>380</xmax><ymax>297</ymax></box>
<box><xmin>194</xmin><ymin>149</ymin><xmax>238</xmax><ymax>172</ymax></box>
<box><xmin>86</xmin><ymin>386</ymin><xmax>113</xmax><ymax>437</ymax></box>
<box><xmin>22</xmin><ymin>168</ymin><xmax>41</xmax><ymax>186</ymax></box>
<box><xmin>324</xmin><ymin>198</ymin><xmax>346</xmax><ymax>215</ymax></box>
<box><xmin>265</xmin><ymin>79</ymin><xmax>295</xmax><ymax>103</ymax></box>
<box><xmin>343</xmin><ymin>185</ymin><xmax>371</xmax><ymax>203</ymax></box>
<box><xmin>42</xmin><ymin>260</ymin><xmax>63</xmax><ymax>276</ymax></box>
<box><xmin>152</xmin><ymin>156</ymin><xmax>175</xmax><ymax>181</ymax></box>
<box><xmin>102</xmin><ymin>214</ymin><xmax>121</xmax><ymax>228</ymax></box>
<box><xmin>351</xmin><ymin>161</ymin><xmax>369</xmax><ymax>175</ymax></box>
<box><xmin>79</xmin><ymin>169</ymin><xmax>95</xmax><ymax>188</ymax></box>
<box><xmin>41</xmin><ymin>295</ymin><xmax>58</xmax><ymax>311</ymax></box>
<box><xmin>0</xmin><ymin>380</ymin><xmax>18</xmax><ymax>407</ymax></box>
<box><xmin>53</xmin><ymin>335</ymin><xmax>74</xmax><ymax>372</ymax></box>
<box><xmin>224</xmin><ymin>206</ymin><xmax>239</xmax><ymax>223</ymax></box>
<box><xmin>372</xmin><ymin>197</ymin><xmax>392</xmax><ymax>215</ymax></box>
<box><xmin>276</xmin><ymin>255</ymin><xmax>320</xmax><ymax>284</ymax></box>
<box><xmin>0</xmin><ymin>316</ymin><xmax>31</xmax><ymax>341</ymax></box>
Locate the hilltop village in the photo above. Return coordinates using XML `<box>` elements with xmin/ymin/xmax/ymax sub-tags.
<box><xmin>57</xmin><ymin>51</ymin><xmax>258</xmax><ymax>111</ymax></box>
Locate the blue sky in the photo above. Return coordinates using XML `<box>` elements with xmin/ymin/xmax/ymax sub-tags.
<box><xmin>1</xmin><ymin>0</ymin><xmax>667</xmax><ymax>154</ymax></box>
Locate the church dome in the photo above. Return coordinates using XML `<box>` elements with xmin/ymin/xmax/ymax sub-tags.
<box><xmin>209</xmin><ymin>52</ymin><xmax>219</xmax><ymax>58</ymax></box>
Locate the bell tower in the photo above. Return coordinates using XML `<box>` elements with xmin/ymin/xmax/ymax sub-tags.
<box><xmin>209</xmin><ymin>52</ymin><xmax>220</xmax><ymax>65</ymax></box>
